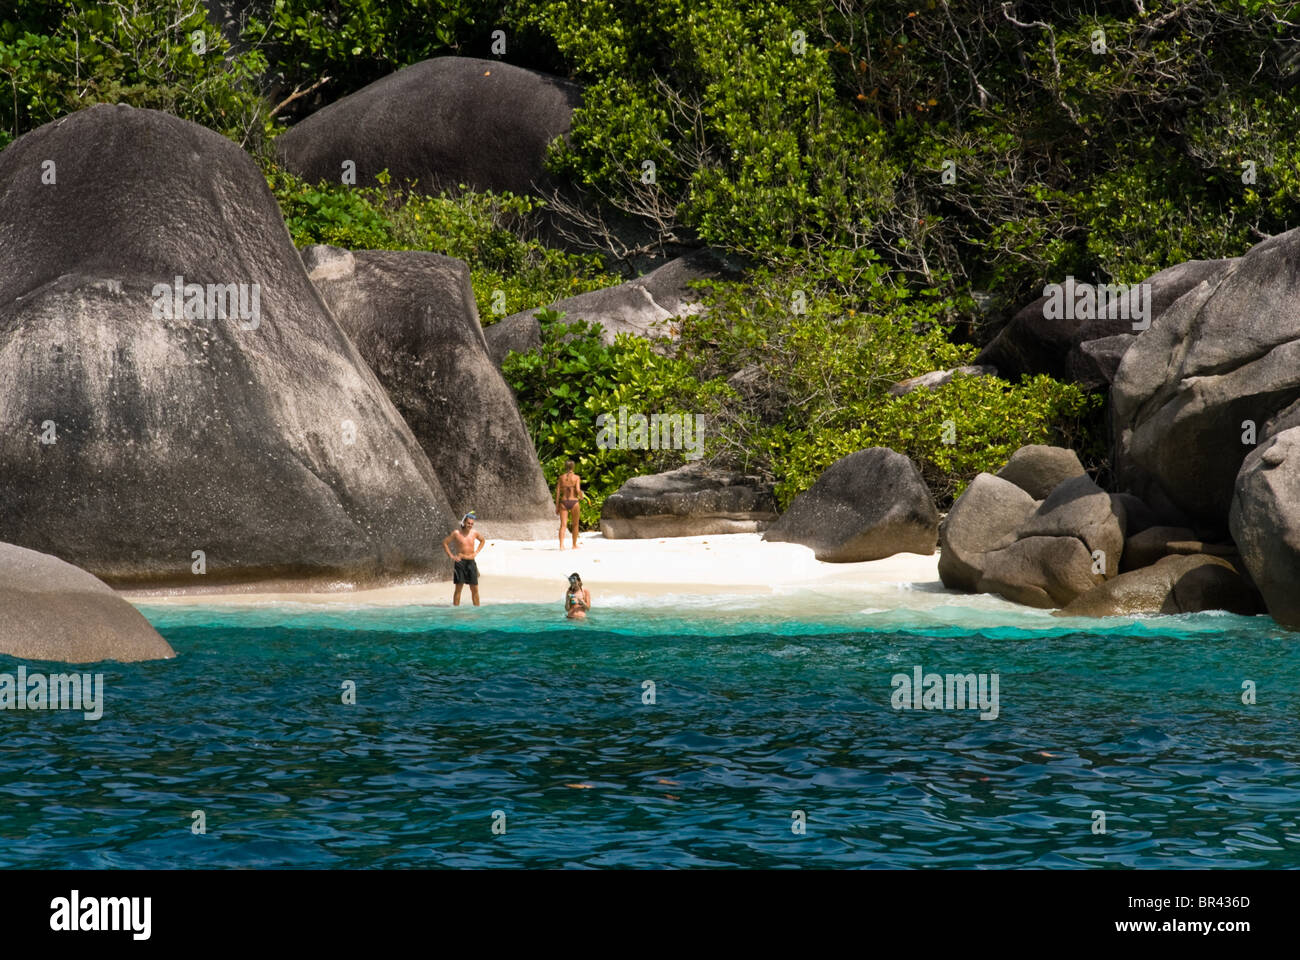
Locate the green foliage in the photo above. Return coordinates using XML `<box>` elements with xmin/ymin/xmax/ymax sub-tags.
<box><xmin>10</xmin><ymin>1</ymin><xmax>1293</xmax><ymax>312</ymax></box>
<box><xmin>765</xmin><ymin>374</ymin><xmax>1099</xmax><ymax>508</ymax></box>
<box><xmin>523</xmin><ymin>0</ymin><xmax>1300</xmax><ymax>312</ymax></box>
<box><xmin>673</xmin><ymin>264</ymin><xmax>1097</xmax><ymax>507</ymax></box>
<box><xmin>820</xmin><ymin>0</ymin><xmax>1300</xmax><ymax>308</ymax></box>
<box><xmin>500</xmin><ymin>264</ymin><xmax>1096</xmax><ymax>517</ymax></box>
<box><xmin>260</xmin><ymin>1</ymin><xmax>560</xmax><ymax>110</ymax></box>
<box><xmin>525</xmin><ymin>0</ymin><xmax>894</xmax><ymax>262</ymax></box>
<box><xmin>266</xmin><ymin>168</ymin><xmax>616</xmax><ymax>318</ymax></box>
<box><xmin>0</xmin><ymin>0</ymin><xmax>276</xmax><ymax>153</ymax></box>
<box><xmin>502</xmin><ymin>312</ymin><xmax>730</xmax><ymax>526</ymax></box>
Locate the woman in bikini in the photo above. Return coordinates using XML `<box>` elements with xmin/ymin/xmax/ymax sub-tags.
<box><xmin>555</xmin><ymin>460</ymin><xmax>588</xmax><ymax>550</ymax></box>
<box><xmin>564</xmin><ymin>573</ymin><xmax>591</xmax><ymax>620</ymax></box>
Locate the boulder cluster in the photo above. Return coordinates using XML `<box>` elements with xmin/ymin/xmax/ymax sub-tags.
<box><xmin>0</xmin><ymin>103</ymin><xmax>554</xmax><ymax>598</ymax></box>
<box><xmin>939</xmin><ymin>446</ymin><xmax>1260</xmax><ymax>616</ymax></box>
<box><xmin>943</xmin><ymin>225</ymin><xmax>1300</xmax><ymax>626</ymax></box>
<box><xmin>0</xmin><ymin>58</ymin><xmax>605</xmax><ymax>661</ymax></box>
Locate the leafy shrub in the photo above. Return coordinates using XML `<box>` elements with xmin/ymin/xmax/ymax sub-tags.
<box><xmin>258</xmin><ymin>1</ymin><xmax>564</xmax><ymax>118</ymax></box>
<box><xmin>524</xmin><ymin>0</ymin><xmax>893</xmax><ymax>265</ymax></box>
<box><xmin>0</xmin><ymin>0</ymin><xmax>276</xmax><ymax>153</ymax></box>
<box><xmin>764</xmin><ymin>374</ymin><xmax>1100</xmax><ymax>508</ymax></box>
<box><xmin>502</xmin><ymin>311</ymin><xmax>731</xmax><ymax>526</ymax></box>
<box><xmin>673</xmin><ymin>263</ymin><xmax>1098</xmax><ymax>507</ymax></box>
<box><xmin>266</xmin><ymin>168</ymin><xmax>617</xmax><ymax>318</ymax></box>
<box><xmin>502</xmin><ymin>262</ymin><xmax>1097</xmax><ymax>521</ymax></box>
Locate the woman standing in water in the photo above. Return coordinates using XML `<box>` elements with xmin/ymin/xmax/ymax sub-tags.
<box><xmin>565</xmin><ymin>573</ymin><xmax>591</xmax><ymax>620</ymax></box>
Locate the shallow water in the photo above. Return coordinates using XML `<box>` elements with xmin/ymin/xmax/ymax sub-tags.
<box><xmin>2</xmin><ymin>595</ymin><xmax>1298</xmax><ymax>868</ymax></box>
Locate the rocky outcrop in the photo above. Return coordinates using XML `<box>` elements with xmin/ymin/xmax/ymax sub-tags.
<box><xmin>978</xmin><ymin>259</ymin><xmax>1236</xmax><ymax>388</ymax></box>
<box><xmin>0</xmin><ymin>543</ymin><xmax>175</xmax><ymax>663</ymax></box>
<box><xmin>1119</xmin><ymin>526</ymin><xmax>1237</xmax><ymax>572</ymax></box>
<box><xmin>762</xmin><ymin>448</ymin><xmax>938</xmax><ymax>562</ymax></box>
<box><xmin>937</xmin><ymin>473</ymin><xmax>1039</xmax><ymax>591</ymax></box>
<box><xmin>1066</xmin><ymin>259</ymin><xmax>1236</xmax><ymax>388</ymax></box>
<box><xmin>1121</xmin><ymin>526</ymin><xmax>1197</xmax><ymax>571</ymax></box>
<box><xmin>1230</xmin><ymin>424</ymin><xmax>1300</xmax><ymax>627</ymax></box>
<box><xmin>0</xmin><ymin>104</ymin><xmax>456</xmax><ymax>586</ymax></box>
<box><xmin>1112</xmin><ymin>229</ymin><xmax>1300</xmax><ymax>532</ymax></box>
<box><xmin>599</xmin><ymin>462</ymin><xmax>778</xmax><ymax>539</ymax></box>
<box><xmin>1110</xmin><ymin>492</ymin><xmax>1167</xmax><ymax>537</ymax></box>
<box><xmin>1016</xmin><ymin>475</ymin><xmax>1126</xmax><ymax>578</ymax></box>
<box><xmin>1067</xmin><ymin>334</ymin><xmax>1135</xmax><ymax>391</ymax></box>
<box><xmin>1057</xmin><ymin>554</ymin><xmax>1261</xmax><ymax>617</ymax></box>
<box><xmin>276</xmin><ymin>57</ymin><xmax>582</xmax><ymax>196</ymax></box>
<box><xmin>939</xmin><ymin>449</ymin><xmax>1125</xmax><ymax>607</ymax></box>
<box><xmin>976</xmin><ymin>535</ymin><xmax>1098</xmax><ymax>609</ymax></box>
<box><xmin>301</xmin><ymin>245</ymin><xmax>555</xmax><ymax>539</ymax></box>
<box><xmin>960</xmin><ymin>474</ymin><xmax>1125</xmax><ymax>608</ymax></box>
<box><xmin>994</xmin><ymin>445</ymin><xmax>1085</xmax><ymax>500</ymax></box>
<box><xmin>497</xmin><ymin>248</ymin><xmax>740</xmax><ymax>346</ymax></box>
<box><xmin>484</xmin><ymin>311</ymin><xmax>543</xmax><ymax>366</ymax></box>
<box><xmin>974</xmin><ymin>293</ymin><xmax>1062</xmax><ymax>382</ymax></box>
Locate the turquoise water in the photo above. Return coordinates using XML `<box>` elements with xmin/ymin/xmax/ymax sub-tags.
<box><xmin>2</xmin><ymin>598</ymin><xmax>1298</xmax><ymax>868</ymax></box>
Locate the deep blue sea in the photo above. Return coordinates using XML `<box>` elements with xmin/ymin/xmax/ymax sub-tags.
<box><xmin>2</xmin><ymin>597</ymin><xmax>1298</xmax><ymax>868</ymax></box>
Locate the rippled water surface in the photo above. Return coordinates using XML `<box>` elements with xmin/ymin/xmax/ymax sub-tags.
<box><xmin>2</xmin><ymin>597</ymin><xmax>1298</xmax><ymax>868</ymax></box>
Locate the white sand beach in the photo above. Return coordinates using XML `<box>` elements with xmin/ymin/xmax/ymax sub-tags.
<box><xmin>123</xmin><ymin>532</ymin><xmax>948</xmax><ymax>607</ymax></box>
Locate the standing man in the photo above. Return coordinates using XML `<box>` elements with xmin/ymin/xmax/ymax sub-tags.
<box><xmin>555</xmin><ymin>460</ymin><xmax>587</xmax><ymax>550</ymax></box>
<box><xmin>443</xmin><ymin>511</ymin><xmax>486</xmax><ymax>606</ymax></box>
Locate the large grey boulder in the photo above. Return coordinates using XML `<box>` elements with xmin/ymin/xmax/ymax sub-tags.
<box><xmin>302</xmin><ymin>245</ymin><xmax>555</xmax><ymax>539</ymax></box>
<box><xmin>940</xmin><ymin>471</ymin><xmax>1124</xmax><ymax>607</ymax></box>
<box><xmin>276</xmin><ymin>57</ymin><xmax>581</xmax><ymax>196</ymax></box>
<box><xmin>1120</xmin><ymin>526</ymin><xmax>1237</xmax><ymax>572</ymax></box>
<box><xmin>937</xmin><ymin>473</ymin><xmax>1039</xmax><ymax>591</ymax></box>
<box><xmin>1067</xmin><ymin>334</ymin><xmax>1135</xmax><ymax>391</ymax></box>
<box><xmin>1066</xmin><ymin>259</ymin><xmax>1237</xmax><ymax>388</ymax></box>
<box><xmin>974</xmin><ymin>293</ymin><xmax>1067</xmax><ymax>382</ymax></box>
<box><xmin>762</xmin><ymin>448</ymin><xmax>938</xmax><ymax>562</ymax></box>
<box><xmin>978</xmin><ymin>258</ymin><xmax>1236</xmax><ymax>388</ymax></box>
<box><xmin>0</xmin><ymin>543</ymin><xmax>175</xmax><ymax>663</ymax></box>
<box><xmin>0</xmin><ymin>104</ymin><xmax>456</xmax><ymax>586</ymax></box>
<box><xmin>995</xmin><ymin>445</ymin><xmax>1085</xmax><ymax>500</ymax></box>
<box><xmin>1057</xmin><ymin>554</ymin><xmax>1261</xmax><ymax>617</ymax></box>
<box><xmin>1016</xmin><ymin>475</ymin><xmax>1126</xmax><ymax>578</ymax></box>
<box><xmin>599</xmin><ymin>462</ymin><xmax>778</xmax><ymax>539</ymax></box>
<box><xmin>1110</xmin><ymin>492</ymin><xmax>1167</xmax><ymax>537</ymax></box>
<box><xmin>1113</xmin><ymin>230</ymin><xmax>1300</xmax><ymax>532</ymax></box>
<box><xmin>484</xmin><ymin>311</ymin><xmax>543</xmax><ymax>367</ymax></box>
<box><xmin>497</xmin><ymin>248</ymin><xmax>738</xmax><ymax>346</ymax></box>
<box><xmin>976</xmin><ymin>536</ymin><xmax>1098</xmax><ymax>609</ymax></box>
<box><xmin>1230</xmin><ymin>425</ymin><xmax>1300</xmax><ymax>628</ymax></box>
<box><xmin>1120</xmin><ymin>526</ymin><xmax>1198</xmax><ymax>571</ymax></box>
